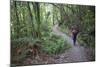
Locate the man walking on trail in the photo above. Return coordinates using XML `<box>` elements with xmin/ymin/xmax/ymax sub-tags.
<box><xmin>71</xmin><ymin>25</ymin><xmax>79</xmax><ymax>46</ymax></box>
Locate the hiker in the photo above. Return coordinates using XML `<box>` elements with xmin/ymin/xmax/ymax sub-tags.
<box><xmin>71</xmin><ymin>25</ymin><xmax>79</xmax><ymax>46</ymax></box>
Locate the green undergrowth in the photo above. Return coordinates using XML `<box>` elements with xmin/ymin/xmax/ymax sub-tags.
<box><xmin>41</xmin><ymin>34</ymin><xmax>71</xmax><ymax>55</ymax></box>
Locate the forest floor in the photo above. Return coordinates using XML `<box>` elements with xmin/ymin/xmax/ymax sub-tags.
<box><xmin>21</xmin><ymin>24</ymin><xmax>95</xmax><ymax>66</ymax></box>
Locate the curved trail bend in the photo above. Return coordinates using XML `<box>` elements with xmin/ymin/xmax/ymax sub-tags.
<box><xmin>52</xmin><ymin>24</ymin><xmax>89</xmax><ymax>63</ymax></box>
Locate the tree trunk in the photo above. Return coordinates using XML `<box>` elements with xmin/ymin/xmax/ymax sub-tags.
<box><xmin>33</xmin><ymin>2</ymin><xmax>41</xmax><ymax>38</ymax></box>
<box><xmin>14</xmin><ymin>1</ymin><xmax>20</xmax><ymax>38</ymax></box>
<box><xmin>27</xmin><ymin>2</ymin><xmax>36</xmax><ymax>37</ymax></box>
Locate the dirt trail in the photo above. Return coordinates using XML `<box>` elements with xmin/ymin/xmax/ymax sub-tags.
<box><xmin>22</xmin><ymin>24</ymin><xmax>94</xmax><ymax>65</ymax></box>
<box><xmin>52</xmin><ymin>24</ymin><xmax>89</xmax><ymax>63</ymax></box>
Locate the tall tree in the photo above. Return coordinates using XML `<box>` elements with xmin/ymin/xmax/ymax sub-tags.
<box><xmin>33</xmin><ymin>2</ymin><xmax>41</xmax><ymax>38</ymax></box>
<box><xmin>14</xmin><ymin>1</ymin><xmax>20</xmax><ymax>38</ymax></box>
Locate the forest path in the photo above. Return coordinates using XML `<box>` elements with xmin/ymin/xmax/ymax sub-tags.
<box><xmin>22</xmin><ymin>24</ymin><xmax>94</xmax><ymax>65</ymax></box>
<box><xmin>52</xmin><ymin>24</ymin><xmax>89</xmax><ymax>63</ymax></box>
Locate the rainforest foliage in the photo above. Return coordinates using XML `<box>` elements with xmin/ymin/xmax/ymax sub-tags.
<box><xmin>11</xmin><ymin>1</ymin><xmax>95</xmax><ymax>65</ymax></box>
